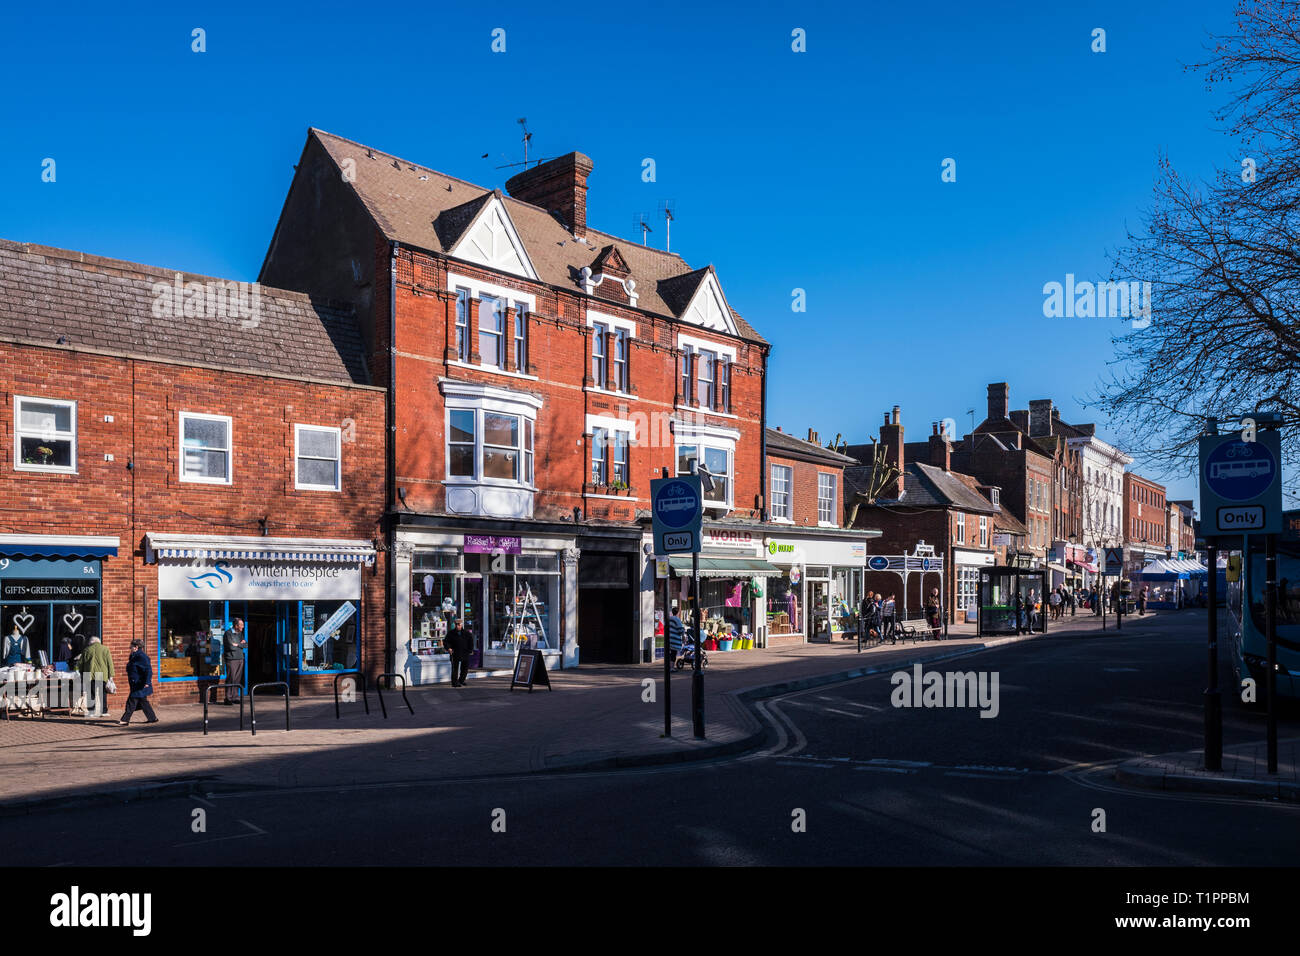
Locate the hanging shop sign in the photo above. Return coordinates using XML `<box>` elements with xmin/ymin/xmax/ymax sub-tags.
<box><xmin>158</xmin><ymin>560</ymin><xmax>361</xmax><ymax>601</ymax></box>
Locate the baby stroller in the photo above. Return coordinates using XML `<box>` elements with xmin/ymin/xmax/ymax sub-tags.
<box><xmin>675</xmin><ymin>637</ymin><xmax>709</xmax><ymax>670</ymax></box>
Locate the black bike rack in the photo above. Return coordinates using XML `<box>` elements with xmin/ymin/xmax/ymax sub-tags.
<box><xmin>202</xmin><ymin>682</ymin><xmax>245</xmax><ymax>735</ymax></box>
<box><xmin>249</xmin><ymin>682</ymin><xmax>290</xmax><ymax>736</ymax></box>
<box><xmin>374</xmin><ymin>673</ymin><xmax>412</xmax><ymax>718</ymax></box>
<box><xmin>333</xmin><ymin>671</ymin><xmax>370</xmax><ymax>719</ymax></box>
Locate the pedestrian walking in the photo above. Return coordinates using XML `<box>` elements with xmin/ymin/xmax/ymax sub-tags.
<box><xmin>1138</xmin><ymin>585</ymin><xmax>1148</xmax><ymax>616</ymax></box>
<box><xmin>118</xmin><ymin>638</ymin><xmax>159</xmax><ymax>725</ymax></box>
<box><xmin>883</xmin><ymin>593</ymin><xmax>897</xmax><ymax>642</ymax></box>
<box><xmin>859</xmin><ymin>591</ymin><xmax>877</xmax><ymax>643</ymax></box>
<box><xmin>1049</xmin><ymin>588</ymin><xmax>1062</xmax><ymax>621</ymax></box>
<box><xmin>74</xmin><ymin>635</ymin><xmax>113</xmax><ymax>718</ymax></box>
<box><xmin>444</xmin><ymin>617</ymin><xmax>474</xmax><ymax>686</ymax></box>
<box><xmin>222</xmin><ymin>617</ymin><xmax>247</xmax><ymax>703</ymax></box>
<box><xmin>666</xmin><ymin>604</ymin><xmax>685</xmax><ymax>663</ymax></box>
<box><xmin>925</xmin><ymin>587</ymin><xmax>942</xmax><ymax>640</ymax></box>
<box><xmin>1014</xmin><ymin>592</ymin><xmax>1026</xmax><ymax>634</ymax></box>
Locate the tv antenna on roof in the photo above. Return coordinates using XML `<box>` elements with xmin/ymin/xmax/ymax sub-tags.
<box><xmin>490</xmin><ymin>118</ymin><xmax>554</xmax><ymax>171</ymax></box>
<box><xmin>658</xmin><ymin>200</ymin><xmax>676</xmax><ymax>252</ymax></box>
<box><xmin>633</xmin><ymin>213</ymin><xmax>654</xmax><ymax>246</ymax></box>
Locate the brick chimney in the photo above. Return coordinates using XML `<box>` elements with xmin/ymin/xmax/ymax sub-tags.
<box><xmin>1028</xmin><ymin>399</ymin><xmax>1054</xmax><ymax>437</ymax></box>
<box><xmin>987</xmin><ymin>382</ymin><xmax>1010</xmax><ymax>422</ymax></box>
<box><xmin>505</xmin><ymin>152</ymin><xmax>594</xmax><ymax>236</ymax></box>
<box><xmin>879</xmin><ymin>406</ymin><xmax>904</xmax><ymax>499</ymax></box>
<box><xmin>929</xmin><ymin>421</ymin><xmax>951</xmax><ymax>471</ymax></box>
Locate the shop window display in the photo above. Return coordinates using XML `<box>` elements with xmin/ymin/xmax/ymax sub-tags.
<box><xmin>767</xmin><ymin>573</ymin><xmax>803</xmax><ymax>635</ymax></box>
<box><xmin>301</xmin><ymin>600</ymin><xmax>360</xmax><ymax>672</ymax></box>
<box><xmin>158</xmin><ymin>601</ymin><xmax>227</xmax><ymax>679</ymax></box>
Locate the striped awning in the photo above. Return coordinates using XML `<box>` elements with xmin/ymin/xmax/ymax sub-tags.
<box><xmin>668</xmin><ymin>556</ymin><xmax>782</xmax><ymax>578</ymax></box>
<box><xmin>146</xmin><ymin>533</ymin><xmax>375</xmax><ymax>566</ymax></box>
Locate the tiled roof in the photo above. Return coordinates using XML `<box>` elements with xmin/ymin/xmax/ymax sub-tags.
<box><xmin>766</xmin><ymin>428</ymin><xmax>859</xmax><ymax>466</ymax></box>
<box><xmin>306</xmin><ymin>129</ymin><xmax>766</xmax><ymax>345</ymax></box>
<box><xmin>0</xmin><ymin>239</ymin><xmax>368</xmax><ymax>385</ymax></box>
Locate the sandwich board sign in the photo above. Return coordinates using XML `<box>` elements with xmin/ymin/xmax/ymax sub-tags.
<box><xmin>510</xmin><ymin>648</ymin><xmax>552</xmax><ymax>692</ymax></box>
<box><xmin>651</xmin><ymin>475</ymin><xmax>703</xmax><ymax>554</ymax></box>
<box><xmin>1199</xmin><ymin>431</ymin><xmax>1282</xmax><ymax>536</ymax></box>
<box><xmin>1103</xmin><ymin>548</ymin><xmax>1124</xmax><ymax>575</ymax></box>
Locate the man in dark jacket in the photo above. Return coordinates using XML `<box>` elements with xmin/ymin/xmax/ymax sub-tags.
<box><xmin>118</xmin><ymin>639</ymin><xmax>159</xmax><ymax>725</ymax></box>
<box><xmin>222</xmin><ymin>617</ymin><xmax>247</xmax><ymax>703</ymax></box>
<box><xmin>445</xmin><ymin>618</ymin><xmax>474</xmax><ymax>687</ymax></box>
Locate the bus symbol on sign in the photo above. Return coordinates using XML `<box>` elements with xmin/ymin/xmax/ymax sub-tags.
<box><xmin>1204</xmin><ymin>440</ymin><xmax>1276</xmax><ymax>501</ymax></box>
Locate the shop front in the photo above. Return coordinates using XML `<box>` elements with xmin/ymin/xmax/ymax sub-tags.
<box><xmin>0</xmin><ymin>535</ymin><xmax>119</xmax><ymax>667</ymax></box>
<box><xmin>650</xmin><ymin>524</ymin><xmax>781</xmax><ymax>653</ymax></box>
<box><xmin>763</xmin><ymin>532</ymin><xmax>868</xmax><ymax>644</ymax></box>
<box><xmin>146</xmin><ymin>534</ymin><xmax>376</xmax><ymax>698</ymax></box>
<box><xmin>395</xmin><ymin>525</ymin><xmax>577</xmax><ymax>684</ymax></box>
<box><xmin>953</xmin><ymin>547</ymin><xmax>995</xmax><ymax>624</ymax></box>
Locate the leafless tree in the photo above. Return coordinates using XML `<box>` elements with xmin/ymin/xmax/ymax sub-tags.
<box><xmin>1094</xmin><ymin>0</ymin><xmax>1300</xmax><ymax>492</ymax></box>
<box><xmin>847</xmin><ymin>439</ymin><xmax>901</xmax><ymax>526</ymax></box>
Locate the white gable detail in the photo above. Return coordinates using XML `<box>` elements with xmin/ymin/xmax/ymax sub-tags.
<box><xmin>450</xmin><ymin>197</ymin><xmax>539</xmax><ymax>280</ymax></box>
<box><xmin>681</xmin><ymin>272</ymin><xmax>737</xmax><ymax>334</ymax></box>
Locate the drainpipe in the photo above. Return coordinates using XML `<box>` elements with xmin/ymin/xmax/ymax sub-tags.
<box><xmin>386</xmin><ymin>241</ymin><xmax>399</xmax><ymax>676</ymax></box>
<box><xmin>759</xmin><ymin>345</ymin><xmax>769</xmax><ymax>521</ymax></box>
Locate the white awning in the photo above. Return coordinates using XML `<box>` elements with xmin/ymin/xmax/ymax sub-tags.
<box><xmin>146</xmin><ymin>533</ymin><xmax>376</xmax><ymax>565</ymax></box>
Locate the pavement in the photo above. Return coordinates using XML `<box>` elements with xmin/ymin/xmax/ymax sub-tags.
<box><xmin>4</xmin><ymin>605</ymin><xmax>1266</xmax><ymax>815</ymax></box>
<box><xmin>1116</xmin><ymin>738</ymin><xmax>1300</xmax><ymax>801</ymax></box>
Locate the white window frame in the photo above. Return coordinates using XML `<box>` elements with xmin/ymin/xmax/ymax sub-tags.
<box><xmin>770</xmin><ymin>464</ymin><xmax>793</xmax><ymax>521</ymax></box>
<box><xmin>676</xmin><ymin>444</ymin><xmax>733</xmax><ymax>509</ymax></box>
<box><xmin>441</xmin><ymin>381</ymin><xmax>543</xmax><ymax>492</ymax></box>
<box><xmin>478</xmin><ymin>294</ymin><xmax>505</xmax><ymax>369</ymax></box>
<box><xmin>591</xmin><ymin>321</ymin><xmax>608</xmax><ymax>388</ymax></box>
<box><xmin>178</xmin><ymin>412</ymin><xmax>233</xmax><ymax>485</ymax></box>
<box><xmin>14</xmin><ymin>395</ymin><xmax>77</xmax><ymax>474</ymax></box>
<box><xmin>956</xmin><ymin>512</ymin><xmax>965</xmax><ymax>544</ymax></box>
<box><xmin>979</xmin><ymin>516</ymin><xmax>988</xmax><ymax>548</ymax></box>
<box><xmin>294</xmin><ymin>424</ymin><xmax>342</xmax><ymax>492</ymax></box>
<box><xmin>817</xmin><ymin>473</ymin><xmax>836</xmax><ymax>526</ymax></box>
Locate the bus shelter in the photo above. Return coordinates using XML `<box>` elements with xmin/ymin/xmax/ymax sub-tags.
<box><xmin>978</xmin><ymin>566</ymin><xmax>1048</xmax><ymax>636</ymax></box>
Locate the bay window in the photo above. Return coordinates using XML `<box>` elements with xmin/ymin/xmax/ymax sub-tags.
<box><xmin>483</xmin><ymin>412</ymin><xmax>520</xmax><ymax>480</ymax></box>
<box><xmin>677</xmin><ymin>443</ymin><xmax>732</xmax><ymax>508</ymax></box>
<box><xmin>448</xmin><ymin>410</ymin><xmax>476</xmax><ymax>477</ymax></box>
<box><xmin>446</xmin><ymin>407</ymin><xmax>533</xmax><ymax>485</ymax></box>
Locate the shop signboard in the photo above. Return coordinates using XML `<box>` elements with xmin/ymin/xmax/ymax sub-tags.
<box><xmin>312</xmin><ymin>601</ymin><xmax>356</xmax><ymax>646</ymax></box>
<box><xmin>703</xmin><ymin>528</ymin><xmax>756</xmax><ymax>550</ymax></box>
<box><xmin>465</xmin><ymin>535</ymin><xmax>522</xmax><ymax>555</ymax></box>
<box><xmin>1199</xmin><ymin>431</ymin><xmax>1282</xmax><ymax>535</ymax></box>
<box><xmin>158</xmin><ymin>560</ymin><xmax>361</xmax><ymax>601</ymax></box>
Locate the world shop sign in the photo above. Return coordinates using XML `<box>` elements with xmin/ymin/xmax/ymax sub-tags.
<box><xmin>704</xmin><ymin>528</ymin><xmax>755</xmax><ymax>549</ymax></box>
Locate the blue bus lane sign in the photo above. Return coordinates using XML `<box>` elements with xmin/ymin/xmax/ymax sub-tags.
<box><xmin>651</xmin><ymin>476</ymin><xmax>703</xmax><ymax>554</ymax></box>
<box><xmin>1199</xmin><ymin>431</ymin><xmax>1282</xmax><ymax>536</ymax></box>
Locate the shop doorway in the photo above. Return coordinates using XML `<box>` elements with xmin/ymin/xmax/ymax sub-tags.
<box><xmin>246</xmin><ymin>602</ymin><xmax>279</xmax><ymax>688</ymax></box>
<box><xmin>578</xmin><ymin>550</ymin><xmax>635</xmax><ymax>663</ymax></box>
<box><xmin>462</xmin><ymin>576</ymin><xmax>483</xmax><ymax>668</ymax></box>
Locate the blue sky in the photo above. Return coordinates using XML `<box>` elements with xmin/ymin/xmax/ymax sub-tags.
<box><xmin>0</xmin><ymin>0</ymin><xmax>1257</xmax><ymax>510</ymax></box>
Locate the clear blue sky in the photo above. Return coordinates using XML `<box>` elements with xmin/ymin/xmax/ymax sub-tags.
<box><xmin>0</xmin><ymin>0</ymin><xmax>1256</xmax><ymax>511</ymax></box>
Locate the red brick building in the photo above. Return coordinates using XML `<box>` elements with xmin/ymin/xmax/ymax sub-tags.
<box><xmin>1124</xmin><ymin>472</ymin><xmax>1169</xmax><ymax>574</ymax></box>
<box><xmin>260</xmin><ymin>130</ymin><xmax>770</xmax><ymax>672</ymax></box>
<box><xmin>846</xmin><ymin>408</ymin><xmax>1025</xmax><ymax>625</ymax></box>
<box><xmin>0</xmin><ymin>239</ymin><xmax>387</xmax><ymax>703</ymax></box>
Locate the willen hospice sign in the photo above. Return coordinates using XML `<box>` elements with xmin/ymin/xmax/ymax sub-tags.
<box><xmin>158</xmin><ymin>560</ymin><xmax>360</xmax><ymax>601</ymax></box>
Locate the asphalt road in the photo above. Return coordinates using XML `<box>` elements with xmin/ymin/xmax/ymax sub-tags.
<box><xmin>25</xmin><ymin>612</ymin><xmax>1300</xmax><ymax>866</ymax></box>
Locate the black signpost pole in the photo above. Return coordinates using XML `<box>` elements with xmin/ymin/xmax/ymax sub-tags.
<box><xmin>1205</xmin><ymin>539</ymin><xmax>1222</xmax><ymax>771</ymax></box>
<box><xmin>663</xmin><ymin>567</ymin><xmax>671</xmax><ymax>738</ymax></box>
<box><xmin>692</xmin><ymin>548</ymin><xmax>704</xmax><ymax>739</ymax></box>
<box><xmin>1266</xmin><ymin>532</ymin><xmax>1278</xmax><ymax>774</ymax></box>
